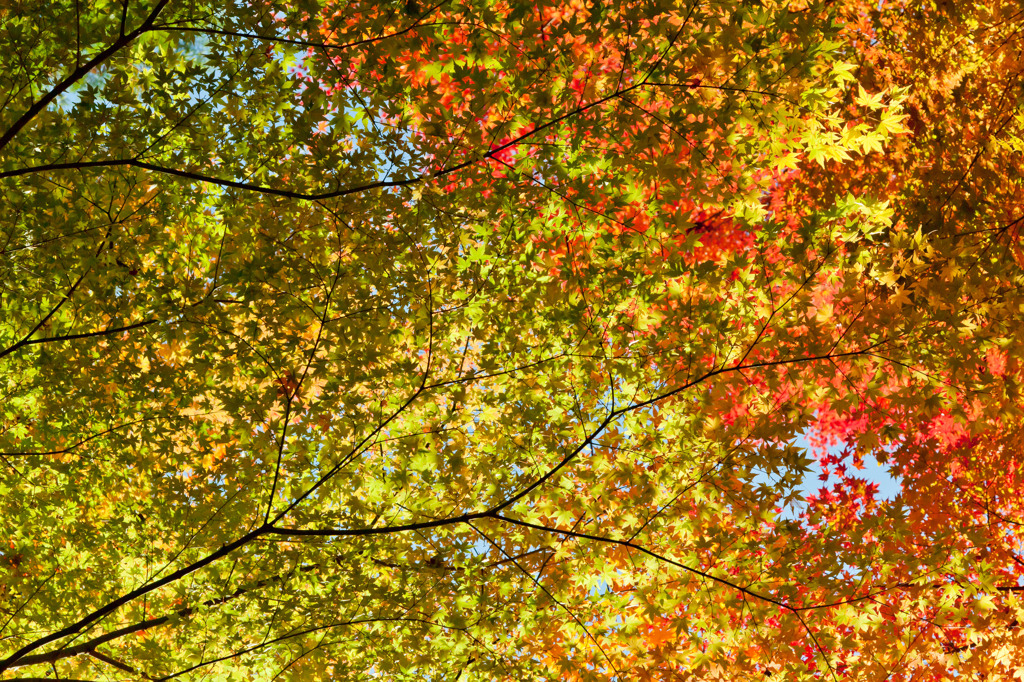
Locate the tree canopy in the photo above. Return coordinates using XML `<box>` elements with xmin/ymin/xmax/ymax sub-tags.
<box><xmin>1</xmin><ymin>0</ymin><xmax>1023</xmax><ymax>679</ymax></box>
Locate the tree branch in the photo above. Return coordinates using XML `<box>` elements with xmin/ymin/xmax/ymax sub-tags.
<box><xmin>0</xmin><ymin>0</ymin><xmax>172</xmax><ymax>153</ymax></box>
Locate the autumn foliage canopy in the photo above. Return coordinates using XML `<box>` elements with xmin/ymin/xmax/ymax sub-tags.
<box><xmin>1</xmin><ymin>0</ymin><xmax>1023</xmax><ymax>679</ymax></box>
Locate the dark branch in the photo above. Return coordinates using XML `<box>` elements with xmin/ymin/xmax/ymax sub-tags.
<box><xmin>0</xmin><ymin>319</ymin><xmax>157</xmax><ymax>360</ymax></box>
<box><xmin>0</xmin><ymin>527</ymin><xmax>268</xmax><ymax>672</ymax></box>
<box><xmin>0</xmin><ymin>0</ymin><xmax>172</xmax><ymax>152</ymax></box>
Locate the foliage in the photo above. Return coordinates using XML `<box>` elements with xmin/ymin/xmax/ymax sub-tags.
<box><xmin>0</xmin><ymin>0</ymin><xmax>1022</xmax><ymax>679</ymax></box>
